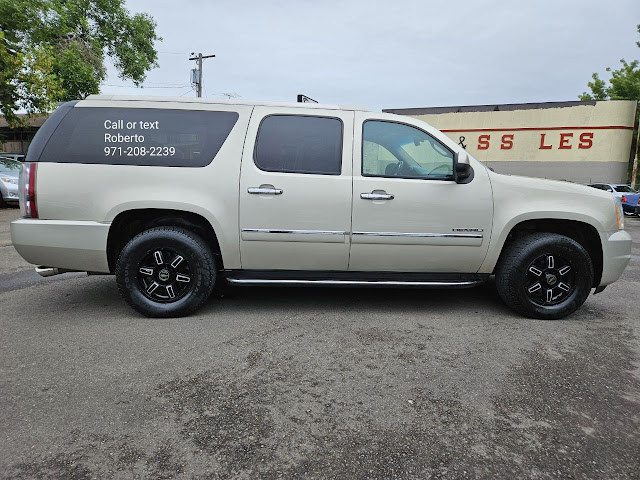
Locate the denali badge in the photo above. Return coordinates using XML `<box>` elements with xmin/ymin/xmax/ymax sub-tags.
<box><xmin>452</xmin><ymin>228</ymin><xmax>484</xmax><ymax>232</ymax></box>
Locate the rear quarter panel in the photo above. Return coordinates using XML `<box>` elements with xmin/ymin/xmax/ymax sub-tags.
<box><xmin>35</xmin><ymin>100</ymin><xmax>252</xmax><ymax>269</ymax></box>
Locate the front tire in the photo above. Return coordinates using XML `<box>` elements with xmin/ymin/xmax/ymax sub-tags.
<box><xmin>495</xmin><ymin>233</ymin><xmax>593</xmax><ymax>320</ymax></box>
<box><xmin>115</xmin><ymin>227</ymin><xmax>216</xmax><ymax>317</ymax></box>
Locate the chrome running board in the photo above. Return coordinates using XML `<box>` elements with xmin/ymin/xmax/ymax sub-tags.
<box><xmin>225</xmin><ymin>278</ymin><xmax>485</xmax><ymax>288</ymax></box>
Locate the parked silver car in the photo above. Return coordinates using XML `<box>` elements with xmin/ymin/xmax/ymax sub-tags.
<box><xmin>0</xmin><ymin>155</ymin><xmax>22</xmax><ymax>207</ymax></box>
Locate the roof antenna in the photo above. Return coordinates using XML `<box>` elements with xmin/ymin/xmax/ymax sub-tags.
<box><xmin>297</xmin><ymin>94</ymin><xmax>318</xmax><ymax>103</ymax></box>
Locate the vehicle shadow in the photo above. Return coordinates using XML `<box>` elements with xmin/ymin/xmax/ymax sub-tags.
<box><xmin>203</xmin><ymin>278</ymin><xmax>508</xmax><ymax>318</ymax></box>
<box><xmin>24</xmin><ymin>273</ymin><xmax>608</xmax><ymax>324</ymax></box>
<box><xmin>37</xmin><ymin>273</ymin><xmax>510</xmax><ymax>320</ymax></box>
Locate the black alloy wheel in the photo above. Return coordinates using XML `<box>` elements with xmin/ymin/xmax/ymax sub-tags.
<box><xmin>116</xmin><ymin>226</ymin><xmax>216</xmax><ymax>317</ymax></box>
<box><xmin>524</xmin><ymin>253</ymin><xmax>576</xmax><ymax>306</ymax></box>
<box><xmin>137</xmin><ymin>247</ymin><xmax>193</xmax><ymax>303</ymax></box>
<box><xmin>495</xmin><ymin>232</ymin><xmax>593</xmax><ymax>320</ymax></box>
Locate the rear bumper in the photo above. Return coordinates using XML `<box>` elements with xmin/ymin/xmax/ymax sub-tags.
<box><xmin>10</xmin><ymin>219</ymin><xmax>111</xmax><ymax>273</ymax></box>
<box><xmin>599</xmin><ymin>229</ymin><xmax>632</xmax><ymax>286</ymax></box>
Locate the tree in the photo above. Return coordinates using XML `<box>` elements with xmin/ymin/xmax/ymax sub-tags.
<box><xmin>580</xmin><ymin>25</ymin><xmax>640</xmax><ymax>187</ymax></box>
<box><xmin>580</xmin><ymin>24</ymin><xmax>640</xmax><ymax>101</ymax></box>
<box><xmin>0</xmin><ymin>0</ymin><xmax>160</xmax><ymax>127</ymax></box>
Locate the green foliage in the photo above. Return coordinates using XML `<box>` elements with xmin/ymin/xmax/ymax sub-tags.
<box><xmin>52</xmin><ymin>40</ymin><xmax>102</xmax><ymax>101</ymax></box>
<box><xmin>580</xmin><ymin>24</ymin><xmax>640</xmax><ymax>101</ymax></box>
<box><xmin>580</xmin><ymin>25</ymin><xmax>640</xmax><ymax>186</ymax></box>
<box><xmin>578</xmin><ymin>73</ymin><xmax>608</xmax><ymax>101</ymax></box>
<box><xmin>0</xmin><ymin>0</ymin><xmax>160</xmax><ymax>126</ymax></box>
<box><xmin>608</xmin><ymin>59</ymin><xmax>640</xmax><ymax>100</ymax></box>
<box><xmin>0</xmin><ymin>157</ymin><xmax>21</xmax><ymax>170</ymax></box>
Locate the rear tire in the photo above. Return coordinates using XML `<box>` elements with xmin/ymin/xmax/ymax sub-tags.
<box><xmin>115</xmin><ymin>227</ymin><xmax>216</xmax><ymax>317</ymax></box>
<box><xmin>495</xmin><ymin>233</ymin><xmax>593</xmax><ymax>320</ymax></box>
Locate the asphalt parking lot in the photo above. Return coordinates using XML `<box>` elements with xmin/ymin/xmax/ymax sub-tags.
<box><xmin>1</xmin><ymin>206</ymin><xmax>639</xmax><ymax>479</ymax></box>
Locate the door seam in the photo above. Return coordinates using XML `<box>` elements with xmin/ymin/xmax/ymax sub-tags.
<box><xmin>237</xmin><ymin>106</ymin><xmax>256</xmax><ymax>269</ymax></box>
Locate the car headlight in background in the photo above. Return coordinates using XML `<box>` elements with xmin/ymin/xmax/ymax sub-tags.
<box><xmin>1</xmin><ymin>177</ymin><xmax>18</xmax><ymax>185</ymax></box>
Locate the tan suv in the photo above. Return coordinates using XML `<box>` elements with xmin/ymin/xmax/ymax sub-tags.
<box><xmin>11</xmin><ymin>95</ymin><xmax>631</xmax><ymax>319</ymax></box>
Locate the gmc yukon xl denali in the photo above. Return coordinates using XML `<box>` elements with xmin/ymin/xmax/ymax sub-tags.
<box><xmin>11</xmin><ymin>95</ymin><xmax>632</xmax><ymax>319</ymax></box>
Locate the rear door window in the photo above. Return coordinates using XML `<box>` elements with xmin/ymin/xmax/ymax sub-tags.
<box><xmin>254</xmin><ymin>115</ymin><xmax>343</xmax><ymax>175</ymax></box>
<box><xmin>38</xmin><ymin>107</ymin><xmax>239</xmax><ymax>167</ymax></box>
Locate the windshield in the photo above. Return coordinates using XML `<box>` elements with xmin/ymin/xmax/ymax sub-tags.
<box><xmin>614</xmin><ymin>185</ymin><xmax>637</xmax><ymax>193</ymax></box>
<box><xmin>0</xmin><ymin>158</ymin><xmax>21</xmax><ymax>176</ymax></box>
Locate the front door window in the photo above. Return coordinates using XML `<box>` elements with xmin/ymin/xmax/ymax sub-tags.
<box><xmin>362</xmin><ymin>121</ymin><xmax>454</xmax><ymax>180</ymax></box>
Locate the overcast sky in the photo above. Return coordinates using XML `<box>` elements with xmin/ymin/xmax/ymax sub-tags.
<box><xmin>102</xmin><ymin>0</ymin><xmax>640</xmax><ymax>111</ymax></box>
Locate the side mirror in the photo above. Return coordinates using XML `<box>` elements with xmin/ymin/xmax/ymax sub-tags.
<box><xmin>455</xmin><ymin>151</ymin><xmax>473</xmax><ymax>184</ymax></box>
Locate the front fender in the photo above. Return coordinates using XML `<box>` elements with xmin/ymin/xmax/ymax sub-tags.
<box><xmin>478</xmin><ymin>172</ymin><xmax>617</xmax><ymax>273</ymax></box>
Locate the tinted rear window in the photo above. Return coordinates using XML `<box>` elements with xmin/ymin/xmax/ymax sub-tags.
<box><xmin>254</xmin><ymin>115</ymin><xmax>343</xmax><ymax>175</ymax></box>
<box><xmin>38</xmin><ymin>107</ymin><xmax>239</xmax><ymax>167</ymax></box>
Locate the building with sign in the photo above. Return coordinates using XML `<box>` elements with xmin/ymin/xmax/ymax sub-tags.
<box><xmin>384</xmin><ymin>100</ymin><xmax>637</xmax><ymax>184</ymax></box>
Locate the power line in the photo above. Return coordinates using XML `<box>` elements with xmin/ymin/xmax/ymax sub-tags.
<box><xmin>143</xmin><ymin>81</ymin><xmax>192</xmax><ymax>86</ymax></box>
<box><xmin>103</xmin><ymin>84</ymin><xmax>192</xmax><ymax>89</ymax></box>
<box><xmin>179</xmin><ymin>86</ymin><xmax>195</xmax><ymax>97</ymax></box>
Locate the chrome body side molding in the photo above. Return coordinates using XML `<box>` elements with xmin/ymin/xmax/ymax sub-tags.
<box><xmin>240</xmin><ymin>229</ymin><xmax>483</xmax><ymax>246</ymax></box>
<box><xmin>242</xmin><ymin>228</ymin><xmax>348</xmax><ymax>235</ymax></box>
<box><xmin>351</xmin><ymin>231</ymin><xmax>484</xmax><ymax>247</ymax></box>
<box><xmin>242</xmin><ymin>229</ymin><xmax>482</xmax><ymax>239</ymax></box>
<box><xmin>352</xmin><ymin>231</ymin><xmax>483</xmax><ymax>239</ymax></box>
<box><xmin>240</xmin><ymin>228</ymin><xmax>349</xmax><ymax>244</ymax></box>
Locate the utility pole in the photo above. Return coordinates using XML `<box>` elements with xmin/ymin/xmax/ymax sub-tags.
<box><xmin>189</xmin><ymin>52</ymin><xmax>215</xmax><ymax>98</ymax></box>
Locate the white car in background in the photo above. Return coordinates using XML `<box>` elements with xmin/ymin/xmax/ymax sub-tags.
<box><xmin>0</xmin><ymin>155</ymin><xmax>22</xmax><ymax>207</ymax></box>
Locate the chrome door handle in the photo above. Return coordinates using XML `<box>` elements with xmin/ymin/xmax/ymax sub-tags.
<box><xmin>361</xmin><ymin>192</ymin><xmax>394</xmax><ymax>200</ymax></box>
<box><xmin>248</xmin><ymin>187</ymin><xmax>283</xmax><ymax>195</ymax></box>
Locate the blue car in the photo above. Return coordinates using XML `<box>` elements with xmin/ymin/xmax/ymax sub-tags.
<box><xmin>588</xmin><ymin>183</ymin><xmax>640</xmax><ymax>216</ymax></box>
